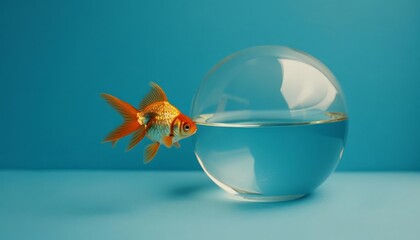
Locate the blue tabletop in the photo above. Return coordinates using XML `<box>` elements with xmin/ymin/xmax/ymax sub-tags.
<box><xmin>0</xmin><ymin>171</ymin><xmax>419</xmax><ymax>240</ymax></box>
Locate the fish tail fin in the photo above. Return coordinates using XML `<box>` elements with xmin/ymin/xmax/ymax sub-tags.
<box><xmin>101</xmin><ymin>93</ymin><xmax>142</xmax><ymax>144</ymax></box>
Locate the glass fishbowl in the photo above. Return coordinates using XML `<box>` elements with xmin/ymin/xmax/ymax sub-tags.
<box><xmin>191</xmin><ymin>46</ymin><xmax>348</xmax><ymax>202</ymax></box>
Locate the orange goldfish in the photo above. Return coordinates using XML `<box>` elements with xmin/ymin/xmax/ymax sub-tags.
<box><xmin>101</xmin><ymin>82</ymin><xmax>197</xmax><ymax>163</ymax></box>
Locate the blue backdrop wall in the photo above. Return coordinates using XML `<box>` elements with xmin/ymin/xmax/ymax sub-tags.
<box><xmin>1</xmin><ymin>0</ymin><xmax>419</xmax><ymax>170</ymax></box>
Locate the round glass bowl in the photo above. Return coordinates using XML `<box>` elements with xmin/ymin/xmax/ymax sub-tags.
<box><xmin>191</xmin><ymin>46</ymin><xmax>348</xmax><ymax>202</ymax></box>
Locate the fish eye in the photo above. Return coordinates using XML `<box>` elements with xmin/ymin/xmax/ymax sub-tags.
<box><xmin>183</xmin><ymin>123</ymin><xmax>190</xmax><ymax>132</ymax></box>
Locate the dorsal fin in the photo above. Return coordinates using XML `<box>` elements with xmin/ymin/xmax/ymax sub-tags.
<box><xmin>139</xmin><ymin>82</ymin><xmax>168</xmax><ymax>110</ymax></box>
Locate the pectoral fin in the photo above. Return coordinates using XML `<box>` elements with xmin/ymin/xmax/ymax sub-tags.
<box><xmin>144</xmin><ymin>142</ymin><xmax>160</xmax><ymax>164</ymax></box>
<box><xmin>162</xmin><ymin>135</ymin><xmax>173</xmax><ymax>148</ymax></box>
<box><xmin>173</xmin><ymin>142</ymin><xmax>180</xmax><ymax>148</ymax></box>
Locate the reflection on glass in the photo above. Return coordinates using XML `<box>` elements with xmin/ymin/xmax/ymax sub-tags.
<box><xmin>279</xmin><ymin>58</ymin><xmax>337</xmax><ymax>112</ymax></box>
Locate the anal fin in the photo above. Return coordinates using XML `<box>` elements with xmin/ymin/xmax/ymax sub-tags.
<box><xmin>144</xmin><ymin>142</ymin><xmax>160</xmax><ymax>164</ymax></box>
<box><xmin>127</xmin><ymin>126</ymin><xmax>146</xmax><ymax>151</ymax></box>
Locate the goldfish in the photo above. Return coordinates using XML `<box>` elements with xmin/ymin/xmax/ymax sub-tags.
<box><xmin>101</xmin><ymin>82</ymin><xmax>197</xmax><ymax>163</ymax></box>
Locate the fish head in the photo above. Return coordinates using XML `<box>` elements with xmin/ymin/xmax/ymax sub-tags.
<box><xmin>175</xmin><ymin>113</ymin><xmax>197</xmax><ymax>138</ymax></box>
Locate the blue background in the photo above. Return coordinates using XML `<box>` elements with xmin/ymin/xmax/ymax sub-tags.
<box><xmin>1</xmin><ymin>0</ymin><xmax>419</xmax><ymax>170</ymax></box>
